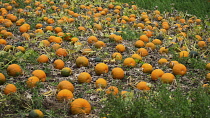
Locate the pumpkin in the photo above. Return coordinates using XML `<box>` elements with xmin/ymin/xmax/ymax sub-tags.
<box><xmin>136</xmin><ymin>81</ymin><xmax>150</xmax><ymax>90</ymax></box>
<box><xmin>141</xmin><ymin>63</ymin><xmax>153</xmax><ymax>73</ymax></box>
<box><xmin>56</xmin><ymin>48</ymin><xmax>68</xmax><ymax>57</ymax></box>
<box><xmin>4</xmin><ymin>84</ymin><xmax>17</xmax><ymax>95</ymax></box>
<box><xmin>32</xmin><ymin>70</ymin><xmax>46</xmax><ymax>82</ymax></box>
<box><xmin>26</xmin><ymin>76</ymin><xmax>40</xmax><ymax>88</ymax></box>
<box><xmin>28</xmin><ymin>109</ymin><xmax>44</xmax><ymax>118</ymax></box>
<box><xmin>206</xmin><ymin>73</ymin><xmax>210</xmax><ymax>81</ymax></box>
<box><xmin>57</xmin><ymin>89</ymin><xmax>73</xmax><ymax>101</ymax></box>
<box><xmin>57</xmin><ymin>80</ymin><xmax>74</xmax><ymax>92</ymax></box>
<box><xmin>87</xmin><ymin>36</ymin><xmax>98</xmax><ymax>44</ymax></box>
<box><xmin>172</xmin><ymin>64</ymin><xmax>187</xmax><ymax>76</ymax></box>
<box><xmin>95</xmin><ymin>78</ymin><xmax>107</xmax><ymax>88</ymax></box>
<box><xmin>123</xmin><ymin>58</ymin><xmax>136</xmax><ymax>67</ymax></box>
<box><xmin>106</xmin><ymin>86</ymin><xmax>119</xmax><ymax>95</ymax></box>
<box><xmin>94</xmin><ymin>63</ymin><xmax>109</xmax><ymax>75</ymax></box>
<box><xmin>116</xmin><ymin>44</ymin><xmax>125</xmax><ymax>52</ymax></box>
<box><xmin>161</xmin><ymin>73</ymin><xmax>175</xmax><ymax>84</ymax></box>
<box><xmin>151</xmin><ymin>69</ymin><xmax>165</xmax><ymax>80</ymax></box>
<box><xmin>7</xmin><ymin>64</ymin><xmax>22</xmax><ymax>76</ymax></box>
<box><xmin>70</xmin><ymin>98</ymin><xmax>91</xmax><ymax>114</ymax></box>
<box><xmin>76</xmin><ymin>56</ymin><xmax>89</xmax><ymax>67</ymax></box>
<box><xmin>111</xmin><ymin>67</ymin><xmax>124</xmax><ymax>79</ymax></box>
<box><xmin>0</xmin><ymin>73</ymin><xmax>6</xmax><ymax>85</ymax></box>
<box><xmin>139</xmin><ymin>35</ymin><xmax>149</xmax><ymax>42</ymax></box>
<box><xmin>53</xmin><ymin>59</ymin><xmax>65</xmax><ymax>70</ymax></box>
<box><xmin>112</xmin><ymin>52</ymin><xmax>122</xmax><ymax>60</ymax></box>
<box><xmin>77</xmin><ymin>72</ymin><xmax>92</xmax><ymax>83</ymax></box>
<box><xmin>37</xmin><ymin>54</ymin><xmax>49</xmax><ymax>63</ymax></box>
<box><xmin>61</xmin><ymin>67</ymin><xmax>72</xmax><ymax>77</ymax></box>
<box><xmin>206</xmin><ymin>63</ymin><xmax>210</xmax><ymax>70</ymax></box>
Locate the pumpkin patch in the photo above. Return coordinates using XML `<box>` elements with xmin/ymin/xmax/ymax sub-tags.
<box><xmin>0</xmin><ymin>0</ymin><xmax>209</xmax><ymax>117</ymax></box>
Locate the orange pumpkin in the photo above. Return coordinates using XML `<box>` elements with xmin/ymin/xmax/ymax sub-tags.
<box><xmin>123</xmin><ymin>58</ymin><xmax>136</xmax><ymax>67</ymax></box>
<box><xmin>70</xmin><ymin>98</ymin><xmax>91</xmax><ymax>114</ymax></box>
<box><xmin>37</xmin><ymin>54</ymin><xmax>49</xmax><ymax>63</ymax></box>
<box><xmin>95</xmin><ymin>78</ymin><xmax>107</xmax><ymax>88</ymax></box>
<box><xmin>4</xmin><ymin>84</ymin><xmax>17</xmax><ymax>95</ymax></box>
<box><xmin>53</xmin><ymin>59</ymin><xmax>65</xmax><ymax>70</ymax></box>
<box><xmin>111</xmin><ymin>67</ymin><xmax>124</xmax><ymax>79</ymax></box>
<box><xmin>77</xmin><ymin>72</ymin><xmax>92</xmax><ymax>83</ymax></box>
<box><xmin>0</xmin><ymin>73</ymin><xmax>6</xmax><ymax>85</ymax></box>
<box><xmin>95</xmin><ymin>63</ymin><xmax>109</xmax><ymax>75</ymax></box>
<box><xmin>76</xmin><ymin>56</ymin><xmax>89</xmax><ymax>67</ymax></box>
<box><xmin>7</xmin><ymin>64</ymin><xmax>22</xmax><ymax>76</ymax></box>
<box><xmin>26</xmin><ymin>76</ymin><xmax>40</xmax><ymax>88</ymax></box>
<box><xmin>136</xmin><ymin>81</ymin><xmax>150</xmax><ymax>90</ymax></box>
<box><xmin>106</xmin><ymin>86</ymin><xmax>119</xmax><ymax>95</ymax></box>
<box><xmin>32</xmin><ymin>70</ymin><xmax>46</xmax><ymax>82</ymax></box>
<box><xmin>57</xmin><ymin>80</ymin><xmax>74</xmax><ymax>92</ymax></box>
<box><xmin>172</xmin><ymin>64</ymin><xmax>187</xmax><ymax>76</ymax></box>
<box><xmin>57</xmin><ymin>89</ymin><xmax>73</xmax><ymax>101</ymax></box>
<box><xmin>56</xmin><ymin>48</ymin><xmax>68</xmax><ymax>57</ymax></box>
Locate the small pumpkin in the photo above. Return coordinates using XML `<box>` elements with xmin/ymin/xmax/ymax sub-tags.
<box><xmin>37</xmin><ymin>54</ymin><xmax>49</xmax><ymax>63</ymax></box>
<box><xmin>61</xmin><ymin>67</ymin><xmax>72</xmax><ymax>77</ymax></box>
<box><xmin>53</xmin><ymin>59</ymin><xmax>65</xmax><ymax>70</ymax></box>
<box><xmin>161</xmin><ymin>73</ymin><xmax>175</xmax><ymax>84</ymax></box>
<box><xmin>136</xmin><ymin>81</ymin><xmax>151</xmax><ymax>90</ymax></box>
<box><xmin>77</xmin><ymin>72</ymin><xmax>92</xmax><ymax>83</ymax></box>
<box><xmin>76</xmin><ymin>56</ymin><xmax>89</xmax><ymax>67</ymax></box>
<box><xmin>151</xmin><ymin>69</ymin><xmax>164</xmax><ymax>80</ymax></box>
<box><xmin>57</xmin><ymin>89</ymin><xmax>74</xmax><ymax>101</ymax></box>
<box><xmin>70</xmin><ymin>98</ymin><xmax>91</xmax><ymax>114</ymax></box>
<box><xmin>87</xmin><ymin>36</ymin><xmax>98</xmax><ymax>44</ymax></box>
<box><xmin>206</xmin><ymin>73</ymin><xmax>210</xmax><ymax>81</ymax></box>
<box><xmin>111</xmin><ymin>67</ymin><xmax>124</xmax><ymax>79</ymax></box>
<box><xmin>32</xmin><ymin>70</ymin><xmax>46</xmax><ymax>82</ymax></box>
<box><xmin>0</xmin><ymin>73</ymin><xmax>6</xmax><ymax>85</ymax></box>
<box><xmin>141</xmin><ymin>63</ymin><xmax>153</xmax><ymax>73</ymax></box>
<box><xmin>7</xmin><ymin>64</ymin><xmax>22</xmax><ymax>77</ymax></box>
<box><xmin>4</xmin><ymin>84</ymin><xmax>17</xmax><ymax>95</ymax></box>
<box><xmin>106</xmin><ymin>86</ymin><xmax>119</xmax><ymax>95</ymax></box>
<box><xmin>56</xmin><ymin>48</ymin><xmax>68</xmax><ymax>57</ymax></box>
<box><xmin>28</xmin><ymin>109</ymin><xmax>44</xmax><ymax>118</ymax></box>
<box><xmin>123</xmin><ymin>58</ymin><xmax>136</xmax><ymax>67</ymax></box>
<box><xmin>57</xmin><ymin>80</ymin><xmax>74</xmax><ymax>92</ymax></box>
<box><xmin>206</xmin><ymin>63</ymin><xmax>210</xmax><ymax>70</ymax></box>
<box><xmin>26</xmin><ymin>76</ymin><xmax>40</xmax><ymax>88</ymax></box>
<box><xmin>172</xmin><ymin>64</ymin><xmax>187</xmax><ymax>76</ymax></box>
<box><xmin>112</xmin><ymin>52</ymin><xmax>122</xmax><ymax>60</ymax></box>
<box><xmin>95</xmin><ymin>78</ymin><xmax>107</xmax><ymax>88</ymax></box>
<box><xmin>95</xmin><ymin>63</ymin><xmax>109</xmax><ymax>75</ymax></box>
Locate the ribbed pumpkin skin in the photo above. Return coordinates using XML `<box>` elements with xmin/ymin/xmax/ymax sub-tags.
<box><xmin>4</xmin><ymin>84</ymin><xmax>17</xmax><ymax>95</ymax></box>
<box><xmin>57</xmin><ymin>89</ymin><xmax>73</xmax><ymax>101</ymax></box>
<box><xmin>94</xmin><ymin>63</ymin><xmax>109</xmax><ymax>75</ymax></box>
<box><xmin>77</xmin><ymin>72</ymin><xmax>92</xmax><ymax>83</ymax></box>
<box><xmin>70</xmin><ymin>98</ymin><xmax>91</xmax><ymax>115</ymax></box>
<box><xmin>57</xmin><ymin>80</ymin><xmax>74</xmax><ymax>92</ymax></box>
<box><xmin>111</xmin><ymin>67</ymin><xmax>124</xmax><ymax>79</ymax></box>
<box><xmin>7</xmin><ymin>64</ymin><xmax>22</xmax><ymax>76</ymax></box>
<box><xmin>76</xmin><ymin>56</ymin><xmax>89</xmax><ymax>67</ymax></box>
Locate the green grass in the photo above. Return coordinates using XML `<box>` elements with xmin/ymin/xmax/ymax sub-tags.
<box><xmin>116</xmin><ymin>0</ymin><xmax>210</xmax><ymax>19</ymax></box>
<box><xmin>100</xmin><ymin>85</ymin><xmax>210</xmax><ymax>118</ymax></box>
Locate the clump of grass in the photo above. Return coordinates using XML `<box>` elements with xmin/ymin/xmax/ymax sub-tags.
<box><xmin>116</xmin><ymin>0</ymin><xmax>210</xmax><ymax>19</ymax></box>
<box><xmin>99</xmin><ymin>85</ymin><xmax>210</xmax><ymax>118</ymax></box>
